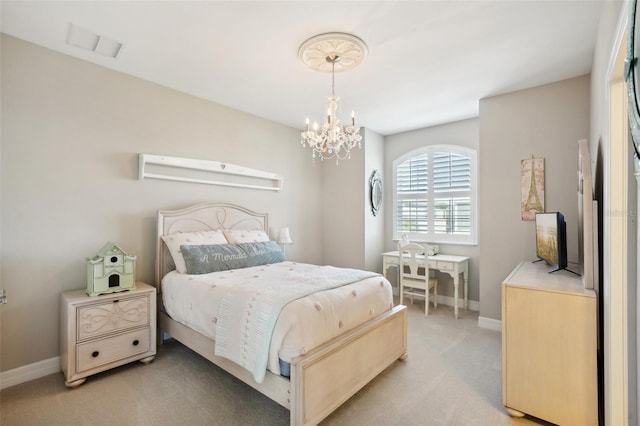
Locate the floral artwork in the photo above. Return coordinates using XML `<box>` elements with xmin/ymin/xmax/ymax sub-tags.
<box><xmin>521</xmin><ymin>157</ymin><xmax>545</xmax><ymax>221</ymax></box>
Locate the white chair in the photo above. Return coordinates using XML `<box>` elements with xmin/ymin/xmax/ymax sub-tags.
<box><xmin>399</xmin><ymin>243</ymin><xmax>438</xmax><ymax>315</ymax></box>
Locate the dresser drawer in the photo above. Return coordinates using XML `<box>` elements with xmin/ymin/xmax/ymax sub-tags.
<box><xmin>76</xmin><ymin>328</ymin><xmax>150</xmax><ymax>372</ymax></box>
<box><xmin>77</xmin><ymin>294</ymin><xmax>150</xmax><ymax>340</ymax></box>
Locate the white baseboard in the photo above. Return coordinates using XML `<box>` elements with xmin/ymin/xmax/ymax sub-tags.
<box><xmin>478</xmin><ymin>316</ymin><xmax>502</xmax><ymax>332</ymax></box>
<box><xmin>435</xmin><ymin>295</ymin><xmax>479</xmax><ymax>312</ymax></box>
<box><xmin>393</xmin><ymin>287</ymin><xmax>480</xmax><ymax>312</ymax></box>
<box><xmin>0</xmin><ymin>356</ymin><xmax>60</xmax><ymax>390</ymax></box>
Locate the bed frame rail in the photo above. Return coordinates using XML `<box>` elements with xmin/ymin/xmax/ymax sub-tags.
<box><xmin>159</xmin><ymin>311</ymin><xmax>291</xmax><ymax>408</ymax></box>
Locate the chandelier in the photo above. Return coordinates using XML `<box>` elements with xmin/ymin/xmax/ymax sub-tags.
<box><xmin>298</xmin><ymin>33</ymin><xmax>368</xmax><ymax>164</ymax></box>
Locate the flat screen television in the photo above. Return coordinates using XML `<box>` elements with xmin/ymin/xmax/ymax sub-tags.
<box><xmin>535</xmin><ymin>211</ymin><xmax>570</xmax><ymax>273</ymax></box>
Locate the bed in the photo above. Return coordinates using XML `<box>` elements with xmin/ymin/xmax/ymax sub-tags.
<box><xmin>156</xmin><ymin>202</ymin><xmax>407</xmax><ymax>426</ymax></box>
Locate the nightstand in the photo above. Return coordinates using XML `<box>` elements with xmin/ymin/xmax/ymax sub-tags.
<box><xmin>60</xmin><ymin>282</ymin><xmax>156</xmax><ymax>387</ymax></box>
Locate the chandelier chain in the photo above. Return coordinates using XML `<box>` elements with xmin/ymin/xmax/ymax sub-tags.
<box><xmin>331</xmin><ymin>58</ymin><xmax>335</xmax><ymax>97</ymax></box>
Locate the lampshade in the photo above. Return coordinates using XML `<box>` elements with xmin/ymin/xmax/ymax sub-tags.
<box><xmin>277</xmin><ymin>227</ymin><xmax>293</xmax><ymax>244</ymax></box>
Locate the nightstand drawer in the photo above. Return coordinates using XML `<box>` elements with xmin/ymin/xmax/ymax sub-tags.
<box><xmin>77</xmin><ymin>295</ymin><xmax>150</xmax><ymax>340</ymax></box>
<box><xmin>76</xmin><ymin>328</ymin><xmax>150</xmax><ymax>372</ymax></box>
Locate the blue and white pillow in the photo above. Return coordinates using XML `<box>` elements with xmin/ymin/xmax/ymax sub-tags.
<box><xmin>180</xmin><ymin>241</ymin><xmax>286</xmax><ymax>274</ymax></box>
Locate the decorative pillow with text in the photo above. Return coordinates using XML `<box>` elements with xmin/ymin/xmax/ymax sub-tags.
<box><xmin>181</xmin><ymin>241</ymin><xmax>286</xmax><ymax>274</ymax></box>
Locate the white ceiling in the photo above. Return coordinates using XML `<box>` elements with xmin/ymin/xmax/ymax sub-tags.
<box><xmin>1</xmin><ymin>1</ymin><xmax>605</xmax><ymax>136</ymax></box>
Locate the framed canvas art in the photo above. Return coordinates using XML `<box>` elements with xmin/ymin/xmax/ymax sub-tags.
<box><xmin>521</xmin><ymin>157</ymin><xmax>545</xmax><ymax>221</ymax></box>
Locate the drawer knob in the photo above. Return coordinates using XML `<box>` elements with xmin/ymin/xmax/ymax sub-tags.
<box><xmin>92</xmin><ymin>351</ymin><xmax>99</xmax><ymax>358</ymax></box>
<box><xmin>133</xmin><ymin>339</ymin><xmax>139</xmax><ymax>346</ymax></box>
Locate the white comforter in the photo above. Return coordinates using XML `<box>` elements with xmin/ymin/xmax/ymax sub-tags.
<box><xmin>162</xmin><ymin>261</ymin><xmax>393</xmax><ymax>382</ymax></box>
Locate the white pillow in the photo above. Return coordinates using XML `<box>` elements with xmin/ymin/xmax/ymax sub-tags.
<box><xmin>161</xmin><ymin>230</ymin><xmax>228</xmax><ymax>273</ymax></box>
<box><xmin>222</xmin><ymin>229</ymin><xmax>270</xmax><ymax>244</ymax></box>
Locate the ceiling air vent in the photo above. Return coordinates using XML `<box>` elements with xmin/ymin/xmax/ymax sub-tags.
<box><xmin>66</xmin><ymin>23</ymin><xmax>123</xmax><ymax>59</ymax></box>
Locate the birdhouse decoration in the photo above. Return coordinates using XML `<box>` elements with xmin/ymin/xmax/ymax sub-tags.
<box><xmin>86</xmin><ymin>242</ymin><xmax>136</xmax><ymax>296</ymax></box>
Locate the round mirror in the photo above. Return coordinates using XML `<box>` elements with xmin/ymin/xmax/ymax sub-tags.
<box><xmin>369</xmin><ymin>170</ymin><xmax>382</xmax><ymax>216</ymax></box>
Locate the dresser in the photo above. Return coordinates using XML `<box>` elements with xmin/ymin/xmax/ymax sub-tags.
<box><xmin>60</xmin><ymin>282</ymin><xmax>156</xmax><ymax>387</ymax></box>
<box><xmin>502</xmin><ymin>261</ymin><xmax>597</xmax><ymax>425</ymax></box>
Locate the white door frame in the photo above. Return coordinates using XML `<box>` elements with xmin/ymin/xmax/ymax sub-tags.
<box><xmin>606</xmin><ymin>4</ymin><xmax>631</xmax><ymax>424</ymax></box>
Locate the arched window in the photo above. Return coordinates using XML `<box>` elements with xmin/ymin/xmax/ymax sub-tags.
<box><xmin>393</xmin><ymin>145</ymin><xmax>477</xmax><ymax>245</ymax></box>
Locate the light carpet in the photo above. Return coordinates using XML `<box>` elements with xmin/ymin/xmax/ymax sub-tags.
<box><xmin>0</xmin><ymin>302</ymin><xmax>551</xmax><ymax>425</ymax></box>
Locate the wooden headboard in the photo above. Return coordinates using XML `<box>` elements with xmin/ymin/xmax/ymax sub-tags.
<box><xmin>155</xmin><ymin>202</ymin><xmax>268</xmax><ymax>287</ymax></box>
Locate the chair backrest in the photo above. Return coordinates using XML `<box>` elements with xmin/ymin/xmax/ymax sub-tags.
<box><xmin>399</xmin><ymin>242</ymin><xmax>427</xmax><ymax>280</ymax></box>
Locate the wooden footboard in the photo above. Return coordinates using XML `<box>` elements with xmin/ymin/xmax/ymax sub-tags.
<box><xmin>160</xmin><ymin>304</ymin><xmax>407</xmax><ymax>426</ymax></box>
<box><xmin>290</xmin><ymin>304</ymin><xmax>407</xmax><ymax>426</ymax></box>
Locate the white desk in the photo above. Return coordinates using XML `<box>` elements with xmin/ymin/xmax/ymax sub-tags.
<box><xmin>382</xmin><ymin>251</ymin><xmax>469</xmax><ymax>319</ymax></box>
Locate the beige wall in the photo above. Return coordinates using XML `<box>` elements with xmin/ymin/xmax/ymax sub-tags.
<box><xmin>383</xmin><ymin>118</ymin><xmax>480</xmax><ymax>302</ymax></box>
<box><xmin>478</xmin><ymin>75</ymin><xmax>591</xmax><ymax>321</ymax></box>
<box><xmin>321</xmin><ymin>128</ymin><xmax>385</xmax><ymax>272</ymax></box>
<box><xmin>321</xmin><ymin>137</ymin><xmax>365</xmax><ymax>268</ymax></box>
<box><xmin>0</xmin><ymin>35</ymin><xmax>325</xmax><ymax>371</ymax></box>
<box><xmin>363</xmin><ymin>128</ymin><xmax>385</xmax><ymax>273</ymax></box>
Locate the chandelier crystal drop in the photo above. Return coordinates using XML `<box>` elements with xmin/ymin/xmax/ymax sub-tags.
<box><xmin>298</xmin><ymin>33</ymin><xmax>368</xmax><ymax>164</ymax></box>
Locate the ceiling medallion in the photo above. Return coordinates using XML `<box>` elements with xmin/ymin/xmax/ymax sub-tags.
<box><xmin>298</xmin><ymin>32</ymin><xmax>368</xmax><ymax>73</ymax></box>
<box><xmin>298</xmin><ymin>33</ymin><xmax>368</xmax><ymax>164</ymax></box>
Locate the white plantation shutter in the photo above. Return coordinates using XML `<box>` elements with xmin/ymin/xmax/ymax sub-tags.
<box><xmin>393</xmin><ymin>146</ymin><xmax>477</xmax><ymax>244</ymax></box>
<box><xmin>395</xmin><ymin>154</ymin><xmax>429</xmax><ymax>233</ymax></box>
<box><xmin>432</xmin><ymin>151</ymin><xmax>471</xmax><ymax>236</ymax></box>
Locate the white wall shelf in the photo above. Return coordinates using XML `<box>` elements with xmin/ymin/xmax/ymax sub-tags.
<box><xmin>138</xmin><ymin>154</ymin><xmax>283</xmax><ymax>191</ymax></box>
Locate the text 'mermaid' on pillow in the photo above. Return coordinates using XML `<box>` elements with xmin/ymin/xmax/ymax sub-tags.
<box><xmin>181</xmin><ymin>241</ymin><xmax>286</xmax><ymax>274</ymax></box>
